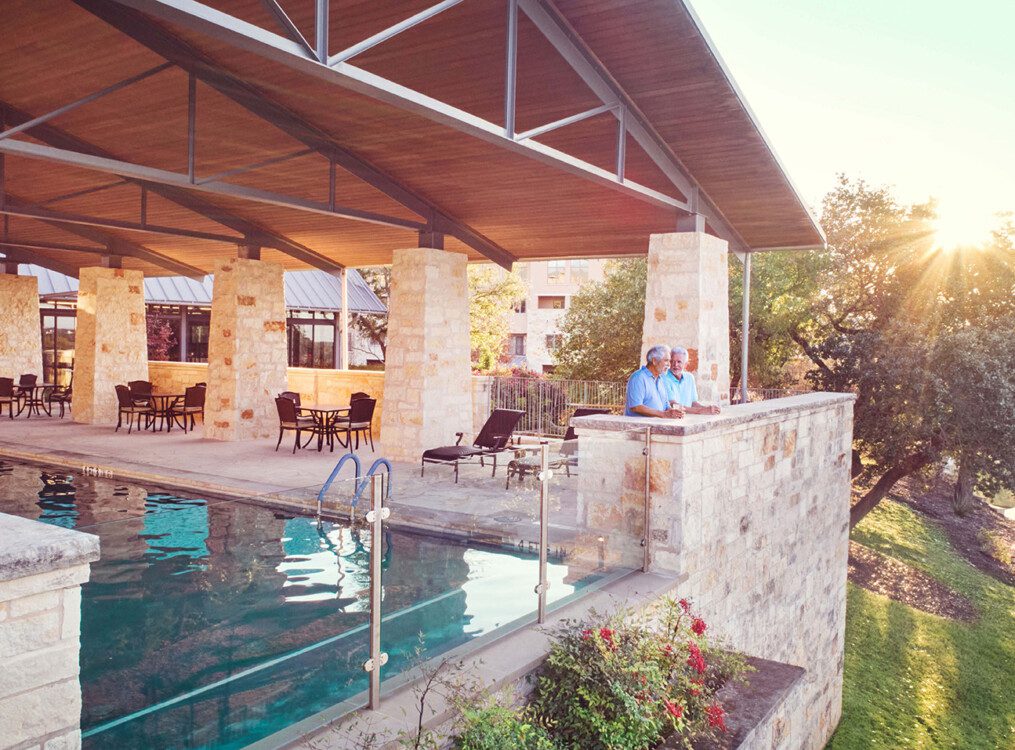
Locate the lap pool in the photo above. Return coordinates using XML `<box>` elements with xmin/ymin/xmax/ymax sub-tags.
<box><xmin>0</xmin><ymin>459</ymin><xmax>619</xmax><ymax>749</ymax></box>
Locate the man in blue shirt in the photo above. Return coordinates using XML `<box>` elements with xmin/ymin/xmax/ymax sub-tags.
<box><xmin>666</xmin><ymin>346</ymin><xmax>720</xmax><ymax>415</ymax></box>
<box><xmin>625</xmin><ymin>345</ymin><xmax>685</xmax><ymax>418</ymax></box>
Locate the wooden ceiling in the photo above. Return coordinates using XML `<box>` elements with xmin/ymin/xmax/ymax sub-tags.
<box><xmin>0</xmin><ymin>0</ymin><xmax>824</xmax><ymax>277</ymax></box>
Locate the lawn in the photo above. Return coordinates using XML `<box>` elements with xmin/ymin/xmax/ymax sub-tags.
<box><xmin>826</xmin><ymin>499</ymin><xmax>1015</xmax><ymax>749</ymax></box>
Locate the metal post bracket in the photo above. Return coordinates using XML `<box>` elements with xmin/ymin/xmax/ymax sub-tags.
<box><xmin>365</xmin><ymin>507</ymin><xmax>391</xmax><ymax>523</ymax></box>
<box><xmin>363</xmin><ymin>652</ymin><xmax>389</xmax><ymax>672</ymax></box>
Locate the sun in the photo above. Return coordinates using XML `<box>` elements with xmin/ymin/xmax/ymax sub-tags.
<box><xmin>931</xmin><ymin>204</ymin><xmax>993</xmax><ymax>252</ymax></box>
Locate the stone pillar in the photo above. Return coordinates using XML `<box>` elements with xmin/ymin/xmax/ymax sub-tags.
<box><xmin>73</xmin><ymin>267</ymin><xmax>149</xmax><ymax>424</ymax></box>
<box><xmin>204</xmin><ymin>258</ymin><xmax>287</xmax><ymax>441</ymax></box>
<box><xmin>0</xmin><ymin>274</ymin><xmax>43</xmax><ymax>379</ymax></box>
<box><xmin>381</xmin><ymin>247</ymin><xmax>472</xmax><ymax>463</ymax></box>
<box><xmin>0</xmin><ymin>513</ymin><xmax>100</xmax><ymax>750</ymax></box>
<box><xmin>641</xmin><ymin>231</ymin><xmax>730</xmax><ymax>403</ymax></box>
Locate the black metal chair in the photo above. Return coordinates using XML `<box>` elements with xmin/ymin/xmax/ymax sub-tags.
<box><xmin>350</xmin><ymin>391</ymin><xmax>370</xmax><ymax>402</ymax></box>
<box><xmin>115</xmin><ymin>384</ymin><xmax>153</xmax><ymax>433</ymax></box>
<box><xmin>127</xmin><ymin>380</ymin><xmax>153</xmax><ymax>406</ymax></box>
<box><xmin>333</xmin><ymin>398</ymin><xmax>376</xmax><ymax>453</ymax></box>
<box><xmin>274</xmin><ymin>396</ymin><xmax>315</xmax><ymax>453</ymax></box>
<box><xmin>0</xmin><ymin>378</ymin><xmax>17</xmax><ymax>419</ymax></box>
<box><xmin>47</xmin><ymin>370</ymin><xmax>73</xmax><ymax>418</ymax></box>
<box><xmin>168</xmin><ymin>386</ymin><xmax>205</xmax><ymax>433</ymax></box>
<box><xmin>421</xmin><ymin>409</ymin><xmax>525</xmax><ymax>483</ymax></box>
<box><xmin>278</xmin><ymin>390</ymin><xmax>302</xmax><ymax>407</ymax></box>
<box><xmin>504</xmin><ymin>407</ymin><xmax>611</xmax><ymax>488</ymax></box>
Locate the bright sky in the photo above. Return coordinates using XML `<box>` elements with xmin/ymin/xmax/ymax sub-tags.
<box><xmin>688</xmin><ymin>0</ymin><xmax>1015</xmax><ymax>247</ymax></box>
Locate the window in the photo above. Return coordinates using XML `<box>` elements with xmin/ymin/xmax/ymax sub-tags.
<box><xmin>513</xmin><ymin>299</ymin><xmax>527</xmax><ymax>314</ymax></box>
<box><xmin>570</xmin><ymin>259</ymin><xmax>589</xmax><ymax>282</ymax></box>
<box><xmin>545</xmin><ymin>334</ymin><xmax>562</xmax><ymax>352</ymax></box>
<box><xmin>537</xmin><ymin>295</ymin><xmax>566</xmax><ymax>310</ymax></box>
<box><xmin>510</xmin><ymin>334</ymin><xmax>526</xmax><ymax>355</ymax></box>
<box><xmin>542</xmin><ymin>364</ymin><xmax>557</xmax><ymax>375</ymax></box>
<box><xmin>546</xmin><ymin>260</ymin><xmax>566</xmax><ymax>283</ymax></box>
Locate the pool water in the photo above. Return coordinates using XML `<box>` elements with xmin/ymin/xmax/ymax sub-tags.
<box><xmin>0</xmin><ymin>461</ymin><xmax>601</xmax><ymax>749</ymax></box>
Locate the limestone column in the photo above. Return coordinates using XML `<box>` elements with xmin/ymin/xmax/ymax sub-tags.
<box><xmin>641</xmin><ymin>231</ymin><xmax>730</xmax><ymax>403</ymax></box>
<box><xmin>0</xmin><ymin>272</ymin><xmax>43</xmax><ymax>378</ymax></box>
<box><xmin>73</xmin><ymin>267</ymin><xmax>148</xmax><ymax>424</ymax></box>
<box><xmin>203</xmin><ymin>258</ymin><xmax>287</xmax><ymax>441</ymax></box>
<box><xmin>381</xmin><ymin>247</ymin><xmax>472</xmax><ymax>463</ymax></box>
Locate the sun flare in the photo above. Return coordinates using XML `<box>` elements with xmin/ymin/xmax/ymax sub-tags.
<box><xmin>931</xmin><ymin>203</ymin><xmax>993</xmax><ymax>252</ymax></box>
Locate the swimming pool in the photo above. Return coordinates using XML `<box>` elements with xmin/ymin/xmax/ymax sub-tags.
<box><xmin>0</xmin><ymin>460</ymin><xmax>619</xmax><ymax>749</ymax></box>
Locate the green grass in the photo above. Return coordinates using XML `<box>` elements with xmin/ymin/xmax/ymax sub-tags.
<box><xmin>826</xmin><ymin>500</ymin><xmax>1015</xmax><ymax>749</ymax></box>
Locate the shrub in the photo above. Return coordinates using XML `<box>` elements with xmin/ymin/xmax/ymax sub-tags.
<box><xmin>977</xmin><ymin>527</ymin><xmax>1014</xmax><ymax>570</ymax></box>
<box><xmin>530</xmin><ymin>597</ymin><xmax>748</xmax><ymax>750</ymax></box>
<box><xmin>453</xmin><ymin>703</ymin><xmax>556</xmax><ymax>750</ymax></box>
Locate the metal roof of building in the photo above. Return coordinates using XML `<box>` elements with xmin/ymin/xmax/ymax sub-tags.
<box><xmin>20</xmin><ymin>264</ymin><xmax>385</xmax><ymax>314</ymax></box>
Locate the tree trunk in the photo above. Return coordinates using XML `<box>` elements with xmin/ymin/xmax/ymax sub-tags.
<box><xmin>951</xmin><ymin>457</ymin><xmax>977</xmax><ymax>516</ymax></box>
<box><xmin>850</xmin><ymin>451</ymin><xmax>934</xmax><ymax>529</ymax></box>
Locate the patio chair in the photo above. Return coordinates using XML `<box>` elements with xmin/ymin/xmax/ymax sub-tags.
<box><xmin>168</xmin><ymin>386</ymin><xmax>205</xmax><ymax>433</ymax></box>
<box><xmin>278</xmin><ymin>390</ymin><xmax>301</xmax><ymax>407</ymax></box>
<box><xmin>47</xmin><ymin>371</ymin><xmax>73</xmax><ymax>418</ymax></box>
<box><xmin>128</xmin><ymin>380</ymin><xmax>153</xmax><ymax>406</ymax></box>
<box><xmin>421</xmin><ymin>408</ymin><xmax>525</xmax><ymax>483</ymax></box>
<box><xmin>274</xmin><ymin>396</ymin><xmax>315</xmax><ymax>453</ymax></box>
<box><xmin>504</xmin><ymin>407</ymin><xmax>610</xmax><ymax>488</ymax></box>
<box><xmin>0</xmin><ymin>378</ymin><xmax>17</xmax><ymax>419</ymax></box>
<box><xmin>350</xmin><ymin>391</ymin><xmax>370</xmax><ymax>402</ymax></box>
<box><xmin>333</xmin><ymin>397</ymin><xmax>376</xmax><ymax>453</ymax></box>
<box><xmin>115</xmin><ymin>384</ymin><xmax>153</xmax><ymax>434</ymax></box>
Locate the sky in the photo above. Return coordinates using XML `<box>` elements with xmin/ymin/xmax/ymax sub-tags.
<box><xmin>687</xmin><ymin>0</ymin><xmax>1015</xmax><ymax>247</ymax></box>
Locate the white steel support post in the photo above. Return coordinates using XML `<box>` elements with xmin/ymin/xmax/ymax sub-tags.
<box><xmin>504</xmin><ymin>0</ymin><xmax>518</xmax><ymax>138</ymax></box>
<box><xmin>536</xmin><ymin>441</ymin><xmax>550</xmax><ymax>623</ymax></box>
<box><xmin>339</xmin><ymin>268</ymin><xmax>350</xmax><ymax>370</ymax></box>
<box><xmin>642</xmin><ymin>427</ymin><xmax>652</xmax><ymax>573</ymax></box>
<box><xmin>365</xmin><ymin>472</ymin><xmax>389</xmax><ymax>709</ymax></box>
<box><xmin>740</xmin><ymin>253</ymin><xmax>751</xmax><ymax>404</ymax></box>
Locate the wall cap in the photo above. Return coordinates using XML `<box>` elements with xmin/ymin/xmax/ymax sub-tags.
<box><xmin>0</xmin><ymin>512</ymin><xmax>100</xmax><ymax>583</ymax></box>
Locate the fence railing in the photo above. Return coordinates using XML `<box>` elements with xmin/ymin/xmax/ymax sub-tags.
<box><xmin>729</xmin><ymin>386</ymin><xmax>810</xmax><ymax>404</ymax></box>
<box><xmin>489</xmin><ymin>377</ymin><xmax>626</xmax><ymax>435</ymax></box>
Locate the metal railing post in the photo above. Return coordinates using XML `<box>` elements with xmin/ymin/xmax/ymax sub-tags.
<box><xmin>364</xmin><ymin>472</ymin><xmax>389</xmax><ymax>709</ymax></box>
<box><xmin>536</xmin><ymin>441</ymin><xmax>550</xmax><ymax>623</ymax></box>
<box><xmin>642</xmin><ymin>426</ymin><xmax>652</xmax><ymax>573</ymax></box>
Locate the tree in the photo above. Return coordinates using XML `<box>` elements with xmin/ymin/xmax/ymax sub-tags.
<box><xmin>146</xmin><ymin>316</ymin><xmax>176</xmax><ymax>361</ymax></box>
<box><xmin>352</xmin><ymin>267</ymin><xmax>390</xmax><ymax>360</ymax></box>
<box><xmin>468</xmin><ymin>265</ymin><xmax>526</xmax><ymax>371</ymax></box>
<box><xmin>554</xmin><ymin>259</ymin><xmax>646</xmax><ymax>381</ymax></box>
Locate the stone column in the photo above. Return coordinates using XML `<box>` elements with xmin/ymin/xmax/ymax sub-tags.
<box><xmin>0</xmin><ymin>514</ymin><xmax>100</xmax><ymax>750</ymax></box>
<box><xmin>203</xmin><ymin>258</ymin><xmax>287</xmax><ymax>441</ymax></box>
<box><xmin>381</xmin><ymin>247</ymin><xmax>472</xmax><ymax>463</ymax></box>
<box><xmin>641</xmin><ymin>232</ymin><xmax>730</xmax><ymax>403</ymax></box>
<box><xmin>73</xmin><ymin>267</ymin><xmax>149</xmax><ymax>424</ymax></box>
<box><xmin>0</xmin><ymin>273</ymin><xmax>43</xmax><ymax>379</ymax></box>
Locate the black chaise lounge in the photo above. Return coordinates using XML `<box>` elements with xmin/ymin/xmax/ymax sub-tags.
<box><xmin>421</xmin><ymin>408</ymin><xmax>524</xmax><ymax>483</ymax></box>
<box><xmin>504</xmin><ymin>407</ymin><xmax>610</xmax><ymax>488</ymax></box>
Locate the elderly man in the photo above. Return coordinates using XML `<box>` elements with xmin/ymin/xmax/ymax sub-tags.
<box><xmin>624</xmin><ymin>345</ymin><xmax>685</xmax><ymax>418</ymax></box>
<box><xmin>666</xmin><ymin>346</ymin><xmax>720</xmax><ymax>415</ymax></box>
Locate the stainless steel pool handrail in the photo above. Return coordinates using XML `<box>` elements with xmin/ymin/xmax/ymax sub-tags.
<box><xmin>536</xmin><ymin>440</ymin><xmax>550</xmax><ymax>623</ymax></box>
<box><xmin>364</xmin><ymin>471</ymin><xmax>389</xmax><ymax>709</ymax></box>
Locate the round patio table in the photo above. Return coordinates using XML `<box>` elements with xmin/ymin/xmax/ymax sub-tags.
<box><xmin>300</xmin><ymin>405</ymin><xmax>350</xmax><ymax>452</ymax></box>
<box><xmin>17</xmin><ymin>383</ymin><xmax>55</xmax><ymax>418</ymax></box>
<box><xmin>147</xmin><ymin>393</ymin><xmax>185</xmax><ymax>432</ymax></box>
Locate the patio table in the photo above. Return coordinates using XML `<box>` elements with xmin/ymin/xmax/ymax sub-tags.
<box><xmin>16</xmin><ymin>383</ymin><xmax>55</xmax><ymax>418</ymax></box>
<box><xmin>146</xmin><ymin>393</ymin><xmax>185</xmax><ymax>432</ymax></box>
<box><xmin>300</xmin><ymin>404</ymin><xmax>350</xmax><ymax>452</ymax></box>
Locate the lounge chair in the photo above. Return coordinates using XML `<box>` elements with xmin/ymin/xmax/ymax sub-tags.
<box><xmin>421</xmin><ymin>408</ymin><xmax>524</xmax><ymax>483</ymax></box>
<box><xmin>504</xmin><ymin>407</ymin><xmax>610</xmax><ymax>488</ymax></box>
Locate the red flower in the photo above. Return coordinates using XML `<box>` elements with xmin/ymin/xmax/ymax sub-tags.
<box><xmin>686</xmin><ymin>641</ymin><xmax>707</xmax><ymax>674</ymax></box>
<box><xmin>690</xmin><ymin>677</ymin><xmax>704</xmax><ymax>695</ymax></box>
<box><xmin>599</xmin><ymin>628</ymin><xmax>617</xmax><ymax>650</ymax></box>
<box><xmin>691</xmin><ymin>617</ymin><xmax>707</xmax><ymax>636</ymax></box>
<box><xmin>690</xmin><ymin>688</ymin><xmax>701</xmax><ymax>697</ymax></box>
<box><xmin>706</xmin><ymin>703</ymin><xmax>727</xmax><ymax>732</ymax></box>
<box><xmin>581</xmin><ymin>629</ymin><xmax>593</xmax><ymax>641</ymax></box>
<box><xmin>662</xmin><ymin>643</ymin><xmax>674</xmax><ymax>657</ymax></box>
<box><xmin>679</xmin><ymin>598</ymin><xmax>691</xmax><ymax>613</ymax></box>
<box><xmin>663</xmin><ymin>699</ymin><xmax>684</xmax><ymax>719</ymax></box>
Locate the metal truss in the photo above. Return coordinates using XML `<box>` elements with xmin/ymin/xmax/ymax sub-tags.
<box><xmin>99</xmin><ymin>0</ymin><xmax>754</xmax><ymax>254</ymax></box>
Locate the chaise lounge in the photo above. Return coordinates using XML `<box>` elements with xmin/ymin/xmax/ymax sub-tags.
<box><xmin>421</xmin><ymin>408</ymin><xmax>524</xmax><ymax>483</ymax></box>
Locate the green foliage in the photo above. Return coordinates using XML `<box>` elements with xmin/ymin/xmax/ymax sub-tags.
<box><xmin>453</xmin><ymin>703</ymin><xmax>556</xmax><ymax>750</ymax></box>
<box><xmin>529</xmin><ymin>598</ymin><xmax>747</xmax><ymax>750</ymax></box>
<box><xmin>553</xmin><ymin>259</ymin><xmax>646</xmax><ymax>381</ymax></box>
<box><xmin>832</xmin><ymin>500</ymin><xmax>1015</xmax><ymax>748</ymax></box>
<box><xmin>468</xmin><ymin>265</ymin><xmax>526</xmax><ymax>371</ymax></box>
<box><xmin>352</xmin><ymin>266</ymin><xmax>390</xmax><ymax>359</ymax></box>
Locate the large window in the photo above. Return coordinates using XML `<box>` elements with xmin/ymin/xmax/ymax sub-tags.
<box><xmin>287</xmin><ymin>314</ymin><xmax>336</xmax><ymax>368</ymax></box>
<box><xmin>513</xmin><ymin>299</ymin><xmax>527</xmax><ymax>314</ymax></box>
<box><xmin>510</xmin><ymin>334</ymin><xmax>526</xmax><ymax>355</ymax></box>
<box><xmin>570</xmin><ymin>259</ymin><xmax>589</xmax><ymax>282</ymax></box>
<box><xmin>546</xmin><ymin>260</ymin><xmax>566</xmax><ymax>284</ymax></box>
<box><xmin>537</xmin><ymin>295</ymin><xmax>566</xmax><ymax>310</ymax></box>
<box><xmin>545</xmin><ymin>334</ymin><xmax>562</xmax><ymax>352</ymax></box>
<box><xmin>40</xmin><ymin>306</ymin><xmax>75</xmax><ymax>387</ymax></box>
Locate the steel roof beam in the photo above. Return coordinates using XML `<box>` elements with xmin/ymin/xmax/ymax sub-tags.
<box><xmin>75</xmin><ymin>0</ymin><xmax>517</xmax><ymax>269</ymax></box>
<box><xmin>0</xmin><ymin>248</ymin><xmax>82</xmax><ymax>278</ymax></box>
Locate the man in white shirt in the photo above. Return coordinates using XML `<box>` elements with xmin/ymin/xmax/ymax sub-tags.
<box><xmin>665</xmin><ymin>346</ymin><xmax>720</xmax><ymax>415</ymax></box>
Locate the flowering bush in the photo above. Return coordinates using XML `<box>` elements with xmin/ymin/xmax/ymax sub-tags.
<box><xmin>529</xmin><ymin>597</ymin><xmax>748</xmax><ymax>750</ymax></box>
<box><xmin>453</xmin><ymin>703</ymin><xmax>556</xmax><ymax>750</ymax></box>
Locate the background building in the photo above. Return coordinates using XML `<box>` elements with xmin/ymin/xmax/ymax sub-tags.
<box><xmin>508</xmin><ymin>259</ymin><xmax>608</xmax><ymax>373</ymax></box>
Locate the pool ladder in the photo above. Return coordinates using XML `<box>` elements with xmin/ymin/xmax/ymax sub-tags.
<box><xmin>316</xmin><ymin>453</ymin><xmax>392</xmax><ymax>522</ymax></box>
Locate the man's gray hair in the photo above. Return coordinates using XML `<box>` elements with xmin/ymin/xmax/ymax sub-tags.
<box><xmin>645</xmin><ymin>345</ymin><xmax>671</xmax><ymax>365</ymax></box>
<box><xmin>671</xmin><ymin>346</ymin><xmax>689</xmax><ymax>359</ymax></box>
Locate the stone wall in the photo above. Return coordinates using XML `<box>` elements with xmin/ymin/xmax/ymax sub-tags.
<box><xmin>0</xmin><ymin>513</ymin><xmax>100</xmax><ymax>750</ymax></box>
<box><xmin>573</xmin><ymin>393</ymin><xmax>854</xmax><ymax>748</ymax></box>
<box><xmin>73</xmin><ymin>268</ymin><xmax>149</xmax><ymax>425</ymax></box>
<box><xmin>381</xmin><ymin>248</ymin><xmax>473</xmax><ymax>463</ymax></box>
<box><xmin>0</xmin><ymin>275</ymin><xmax>43</xmax><ymax>381</ymax></box>
<box><xmin>641</xmin><ymin>231</ymin><xmax>730</xmax><ymax>403</ymax></box>
<box><xmin>204</xmin><ymin>259</ymin><xmax>288</xmax><ymax>441</ymax></box>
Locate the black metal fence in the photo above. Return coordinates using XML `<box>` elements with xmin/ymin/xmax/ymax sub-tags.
<box><xmin>488</xmin><ymin>377</ymin><xmax>626</xmax><ymax>436</ymax></box>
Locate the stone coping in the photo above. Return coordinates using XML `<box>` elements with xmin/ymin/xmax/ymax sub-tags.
<box><xmin>0</xmin><ymin>512</ymin><xmax>100</xmax><ymax>582</ymax></box>
<box><xmin>571</xmin><ymin>392</ymin><xmax>855</xmax><ymax>438</ymax></box>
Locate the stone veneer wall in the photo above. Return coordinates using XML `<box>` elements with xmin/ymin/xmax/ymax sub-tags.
<box><xmin>204</xmin><ymin>259</ymin><xmax>288</xmax><ymax>441</ymax></box>
<box><xmin>381</xmin><ymin>248</ymin><xmax>473</xmax><ymax>463</ymax></box>
<box><xmin>641</xmin><ymin>231</ymin><xmax>730</xmax><ymax>403</ymax></box>
<box><xmin>0</xmin><ymin>275</ymin><xmax>43</xmax><ymax>381</ymax></box>
<box><xmin>573</xmin><ymin>393</ymin><xmax>854</xmax><ymax>748</ymax></box>
<box><xmin>0</xmin><ymin>513</ymin><xmax>100</xmax><ymax>750</ymax></box>
<box><xmin>73</xmin><ymin>268</ymin><xmax>149</xmax><ymax>425</ymax></box>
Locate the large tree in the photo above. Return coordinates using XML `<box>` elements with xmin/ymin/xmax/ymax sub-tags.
<box><xmin>468</xmin><ymin>265</ymin><xmax>526</xmax><ymax>371</ymax></box>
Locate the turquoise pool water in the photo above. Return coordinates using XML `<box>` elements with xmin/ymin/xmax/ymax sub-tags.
<box><xmin>0</xmin><ymin>461</ymin><xmax>605</xmax><ymax>749</ymax></box>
